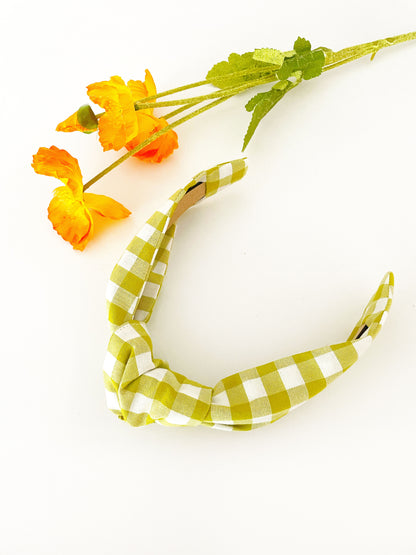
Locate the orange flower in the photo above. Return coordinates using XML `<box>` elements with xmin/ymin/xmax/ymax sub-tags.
<box><xmin>125</xmin><ymin>113</ymin><xmax>178</xmax><ymax>163</ymax></box>
<box><xmin>56</xmin><ymin>70</ymin><xmax>178</xmax><ymax>164</ymax></box>
<box><xmin>86</xmin><ymin>71</ymin><xmax>157</xmax><ymax>151</ymax></box>
<box><xmin>32</xmin><ymin>146</ymin><xmax>131</xmax><ymax>251</ymax></box>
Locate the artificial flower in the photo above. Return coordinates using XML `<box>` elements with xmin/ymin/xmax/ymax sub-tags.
<box><xmin>32</xmin><ymin>146</ymin><xmax>130</xmax><ymax>250</ymax></box>
<box><xmin>56</xmin><ymin>70</ymin><xmax>178</xmax><ymax>163</ymax></box>
<box><xmin>86</xmin><ymin>71</ymin><xmax>157</xmax><ymax>151</ymax></box>
<box><xmin>125</xmin><ymin>113</ymin><xmax>178</xmax><ymax>163</ymax></box>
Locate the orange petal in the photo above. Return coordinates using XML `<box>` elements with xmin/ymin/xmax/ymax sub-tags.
<box><xmin>128</xmin><ymin>69</ymin><xmax>157</xmax><ymax>114</ymax></box>
<box><xmin>32</xmin><ymin>146</ymin><xmax>83</xmax><ymax>197</ymax></box>
<box><xmin>95</xmin><ymin>111</ymin><xmax>134</xmax><ymax>152</ymax></box>
<box><xmin>48</xmin><ymin>186</ymin><xmax>94</xmax><ymax>251</ymax></box>
<box><xmin>84</xmin><ymin>193</ymin><xmax>131</xmax><ymax>219</ymax></box>
<box><xmin>125</xmin><ymin>114</ymin><xmax>178</xmax><ymax>163</ymax></box>
<box><xmin>144</xmin><ymin>70</ymin><xmax>156</xmax><ymax>98</ymax></box>
<box><xmin>56</xmin><ymin>111</ymin><xmax>90</xmax><ymax>133</ymax></box>
<box><xmin>87</xmin><ymin>76</ymin><xmax>137</xmax><ymax>151</ymax></box>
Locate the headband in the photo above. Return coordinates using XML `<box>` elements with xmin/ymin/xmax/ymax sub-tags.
<box><xmin>103</xmin><ymin>159</ymin><xmax>394</xmax><ymax>431</ymax></box>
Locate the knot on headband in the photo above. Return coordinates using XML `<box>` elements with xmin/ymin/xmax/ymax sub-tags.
<box><xmin>103</xmin><ymin>159</ymin><xmax>394</xmax><ymax>431</ymax></box>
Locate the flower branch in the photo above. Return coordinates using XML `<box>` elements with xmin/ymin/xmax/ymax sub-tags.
<box><xmin>33</xmin><ymin>31</ymin><xmax>416</xmax><ymax>250</ymax></box>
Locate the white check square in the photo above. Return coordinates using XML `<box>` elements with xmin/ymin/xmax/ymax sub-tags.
<box><xmin>105</xmin><ymin>390</ymin><xmax>120</xmax><ymax>411</ymax></box>
<box><xmin>179</xmin><ymin>383</ymin><xmax>203</xmax><ymax>399</ymax></box>
<box><xmin>135</xmin><ymin>351</ymin><xmax>155</xmax><ymax>375</ymax></box>
<box><xmin>136</xmin><ymin>223</ymin><xmax>157</xmax><ymax>243</ymax></box>
<box><xmin>314</xmin><ymin>350</ymin><xmax>343</xmax><ymax>378</ymax></box>
<box><xmin>243</xmin><ymin>376</ymin><xmax>268</xmax><ymax>401</ymax></box>
<box><xmin>166</xmin><ymin>410</ymin><xmax>191</xmax><ymax>425</ymax></box>
<box><xmin>142</xmin><ymin>281</ymin><xmax>160</xmax><ymax>299</ymax></box>
<box><xmin>130</xmin><ymin>393</ymin><xmax>154</xmax><ymax>415</ymax></box>
<box><xmin>117</xmin><ymin>251</ymin><xmax>138</xmax><ymax>272</ymax></box>
<box><xmin>103</xmin><ymin>352</ymin><xmax>118</xmax><ymax>376</ymax></box>
<box><xmin>212</xmin><ymin>390</ymin><xmax>231</xmax><ymax>407</ymax></box>
<box><xmin>278</xmin><ymin>364</ymin><xmax>305</xmax><ymax>390</ymax></box>
<box><xmin>115</xmin><ymin>323</ymin><xmax>140</xmax><ymax>342</ymax></box>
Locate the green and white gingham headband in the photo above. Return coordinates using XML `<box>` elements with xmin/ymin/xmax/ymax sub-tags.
<box><xmin>104</xmin><ymin>159</ymin><xmax>394</xmax><ymax>431</ymax></box>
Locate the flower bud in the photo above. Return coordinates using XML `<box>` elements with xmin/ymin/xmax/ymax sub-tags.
<box><xmin>77</xmin><ymin>104</ymin><xmax>98</xmax><ymax>131</ymax></box>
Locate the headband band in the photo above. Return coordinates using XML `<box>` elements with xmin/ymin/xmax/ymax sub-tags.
<box><xmin>103</xmin><ymin>159</ymin><xmax>394</xmax><ymax>431</ymax></box>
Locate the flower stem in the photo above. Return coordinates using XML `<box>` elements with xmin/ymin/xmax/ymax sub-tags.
<box><xmin>136</xmin><ymin>66</ymin><xmax>279</xmax><ymax>104</ymax></box>
<box><xmin>135</xmin><ymin>75</ymin><xmax>278</xmax><ymax>110</ymax></box>
<box><xmin>323</xmin><ymin>31</ymin><xmax>416</xmax><ymax>70</ymax></box>
<box><xmin>83</xmin><ymin>95</ymin><xmax>233</xmax><ymax>191</ymax></box>
<box><xmin>83</xmin><ymin>30</ymin><xmax>416</xmax><ymax>191</ymax></box>
<box><xmin>163</xmin><ymin>99</ymin><xmax>201</xmax><ymax>121</ymax></box>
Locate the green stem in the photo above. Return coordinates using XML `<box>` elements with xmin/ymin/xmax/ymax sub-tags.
<box><xmin>323</xmin><ymin>31</ymin><xmax>416</xmax><ymax>69</ymax></box>
<box><xmin>135</xmin><ymin>75</ymin><xmax>278</xmax><ymax>110</ymax></box>
<box><xmin>136</xmin><ymin>65</ymin><xmax>279</xmax><ymax>103</ymax></box>
<box><xmin>83</xmin><ymin>30</ymin><xmax>416</xmax><ymax>191</ymax></box>
<box><xmin>163</xmin><ymin>99</ymin><xmax>201</xmax><ymax>120</ymax></box>
<box><xmin>83</xmin><ymin>95</ymin><xmax>233</xmax><ymax>191</ymax></box>
<box><xmin>95</xmin><ymin>72</ymin><xmax>277</xmax><ymax>121</ymax></box>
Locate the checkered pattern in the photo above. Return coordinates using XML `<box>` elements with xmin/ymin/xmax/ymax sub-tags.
<box><xmin>203</xmin><ymin>271</ymin><xmax>394</xmax><ymax>431</ymax></box>
<box><xmin>106</xmin><ymin>158</ymin><xmax>247</xmax><ymax>330</ymax></box>
<box><xmin>104</xmin><ymin>159</ymin><xmax>394</xmax><ymax>431</ymax></box>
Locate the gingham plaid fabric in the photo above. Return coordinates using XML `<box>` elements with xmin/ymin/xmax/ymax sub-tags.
<box><xmin>104</xmin><ymin>158</ymin><xmax>394</xmax><ymax>431</ymax></box>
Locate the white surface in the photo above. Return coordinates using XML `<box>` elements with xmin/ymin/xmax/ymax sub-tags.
<box><xmin>2</xmin><ymin>1</ymin><xmax>416</xmax><ymax>553</ymax></box>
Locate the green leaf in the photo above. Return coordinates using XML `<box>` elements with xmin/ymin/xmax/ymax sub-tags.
<box><xmin>245</xmin><ymin>91</ymin><xmax>269</xmax><ymax>112</ymax></box>
<box><xmin>242</xmin><ymin>85</ymin><xmax>288</xmax><ymax>150</ymax></box>
<box><xmin>278</xmin><ymin>37</ymin><xmax>325</xmax><ymax>81</ymax></box>
<box><xmin>253</xmin><ymin>48</ymin><xmax>284</xmax><ymax>66</ymax></box>
<box><xmin>206</xmin><ymin>52</ymin><xmax>271</xmax><ymax>89</ymax></box>
<box><xmin>294</xmin><ymin>36</ymin><xmax>311</xmax><ymax>53</ymax></box>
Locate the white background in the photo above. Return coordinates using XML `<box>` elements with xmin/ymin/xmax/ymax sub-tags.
<box><xmin>2</xmin><ymin>1</ymin><xmax>416</xmax><ymax>553</ymax></box>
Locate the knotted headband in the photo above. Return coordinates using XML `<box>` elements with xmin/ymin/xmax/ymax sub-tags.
<box><xmin>103</xmin><ymin>159</ymin><xmax>394</xmax><ymax>431</ymax></box>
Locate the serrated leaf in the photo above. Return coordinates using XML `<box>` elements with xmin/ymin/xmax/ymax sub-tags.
<box><xmin>278</xmin><ymin>44</ymin><xmax>325</xmax><ymax>81</ymax></box>
<box><xmin>294</xmin><ymin>36</ymin><xmax>311</xmax><ymax>53</ymax></box>
<box><xmin>243</xmin><ymin>87</ymin><xmax>286</xmax><ymax>150</ymax></box>
<box><xmin>206</xmin><ymin>52</ymin><xmax>270</xmax><ymax>89</ymax></box>
<box><xmin>245</xmin><ymin>80</ymin><xmax>289</xmax><ymax>112</ymax></box>
<box><xmin>245</xmin><ymin>91</ymin><xmax>270</xmax><ymax>112</ymax></box>
<box><xmin>253</xmin><ymin>48</ymin><xmax>284</xmax><ymax>66</ymax></box>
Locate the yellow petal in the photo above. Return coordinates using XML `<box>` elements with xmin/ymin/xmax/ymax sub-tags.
<box><xmin>87</xmin><ymin>76</ymin><xmax>138</xmax><ymax>151</ymax></box>
<box><xmin>83</xmin><ymin>193</ymin><xmax>131</xmax><ymax>219</ymax></box>
<box><xmin>48</xmin><ymin>186</ymin><xmax>93</xmax><ymax>251</ymax></box>
<box><xmin>128</xmin><ymin>69</ymin><xmax>157</xmax><ymax>114</ymax></box>
<box><xmin>56</xmin><ymin>110</ymin><xmax>93</xmax><ymax>133</ymax></box>
<box><xmin>144</xmin><ymin>69</ymin><xmax>157</xmax><ymax>98</ymax></box>
<box><xmin>32</xmin><ymin>146</ymin><xmax>83</xmax><ymax>198</ymax></box>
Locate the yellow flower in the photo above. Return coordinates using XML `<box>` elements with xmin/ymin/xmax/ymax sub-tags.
<box><xmin>32</xmin><ymin>146</ymin><xmax>131</xmax><ymax>250</ymax></box>
<box><xmin>56</xmin><ymin>70</ymin><xmax>178</xmax><ymax>163</ymax></box>
<box><xmin>86</xmin><ymin>71</ymin><xmax>157</xmax><ymax>151</ymax></box>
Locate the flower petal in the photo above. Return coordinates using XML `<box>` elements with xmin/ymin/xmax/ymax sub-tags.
<box><xmin>128</xmin><ymin>69</ymin><xmax>157</xmax><ymax>114</ymax></box>
<box><xmin>48</xmin><ymin>186</ymin><xmax>93</xmax><ymax>251</ymax></box>
<box><xmin>32</xmin><ymin>146</ymin><xmax>83</xmax><ymax>197</ymax></box>
<box><xmin>84</xmin><ymin>193</ymin><xmax>131</xmax><ymax>219</ymax></box>
<box><xmin>125</xmin><ymin>114</ymin><xmax>178</xmax><ymax>163</ymax></box>
<box><xmin>144</xmin><ymin>69</ymin><xmax>157</xmax><ymax>98</ymax></box>
<box><xmin>87</xmin><ymin>76</ymin><xmax>138</xmax><ymax>151</ymax></box>
<box><xmin>56</xmin><ymin>110</ymin><xmax>92</xmax><ymax>133</ymax></box>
